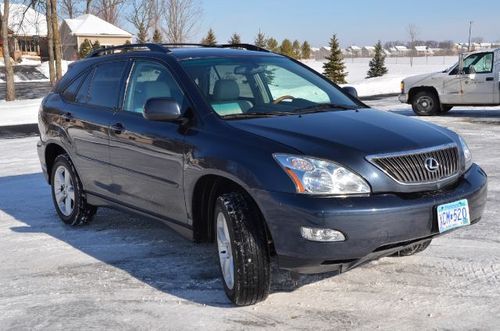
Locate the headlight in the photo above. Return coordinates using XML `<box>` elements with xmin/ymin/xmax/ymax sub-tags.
<box><xmin>458</xmin><ymin>136</ymin><xmax>472</xmax><ymax>171</ymax></box>
<box><xmin>273</xmin><ymin>154</ymin><xmax>371</xmax><ymax>195</ymax></box>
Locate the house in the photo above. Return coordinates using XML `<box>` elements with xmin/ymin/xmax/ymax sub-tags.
<box><xmin>362</xmin><ymin>46</ymin><xmax>375</xmax><ymax>57</ymax></box>
<box><xmin>0</xmin><ymin>3</ymin><xmax>48</xmax><ymax>61</ymax></box>
<box><xmin>60</xmin><ymin>14</ymin><xmax>132</xmax><ymax>60</ymax></box>
<box><xmin>414</xmin><ymin>45</ymin><xmax>432</xmax><ymax>56</ymax></box>
<box><xmin>394</xmin><ymin>45</ymin><xmax>410</xmax><ymax>56</ymax></box>
<box><xmin>347</xmin><ymin>45</ymin><xmax>361</xmax><ymax>57</ymax></box>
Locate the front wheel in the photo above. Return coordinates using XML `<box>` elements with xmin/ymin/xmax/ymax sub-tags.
<box><xmin>411</xmin><ymin>91</ymin><xmax>440</xmax><ymax>116</ymax></box>
<box><xmin>215</xmin><ymin>192</ymin><xmax>271</xmax><ymax>306</ymax></box>
<box><xmin>50</xmin><ymin>154</ymin><xmax>97</xmax><ymax>226</ymax></box>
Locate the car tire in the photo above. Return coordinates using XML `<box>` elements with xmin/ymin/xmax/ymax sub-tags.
<box><xmin>440</xmin><ymin>105</ymin><xmax>453</xmax><ymax>113</ymax></box>
<box><xmin>411</xmin><ymin>91</ymin><xmax>440</xmax><ymax>116</ymax></box>
<box><xmin>392</xmin><ymin>239</ymin><xmax>432</xmax><ymax>257</ymax></box>
<box><xmin>50</xmin><ymin>154</ymin><xmax>97</xmax><ymax>226</ymax></box>
<box><xmin>214</xmin><ymin>192</ymin><xmax>271</xmax><ymax>306</ymax></box>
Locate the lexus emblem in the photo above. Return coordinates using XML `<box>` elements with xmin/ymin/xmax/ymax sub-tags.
<box><xmin>424</xmin><ymin>157</ymin><xmax>440</xmax><ymax>172</ymax></box>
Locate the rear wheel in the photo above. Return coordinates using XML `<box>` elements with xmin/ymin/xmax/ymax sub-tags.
<box><xmin>411</xmin><ymin>91</ymin><xmax>440</xmax><ymax>116</ymax></box>
<box><xmin>50</xmin><ymin>154</ymin><xmax>97</xmax><ymax>226</ymax></box>
<box><xmin>215</xmin><ymin>192</ymin><xmax>270</xmax><ymax>306</ymax></box>
<box><xmin>392</xmin><ymin>239</ymin><xmax>432</xmax><ymax>257</ymax></box>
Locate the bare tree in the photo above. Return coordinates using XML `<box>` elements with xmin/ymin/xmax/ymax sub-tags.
<box><xmin>94</xmin><ymin>0</ymin><xmax>124</xmax><ymax>25</ymax></box>
<box><xmin>59</xmin><ymin>0</ymin><xmax>78</xmax><ymax>18</ymax></box>
<box><xmin>1</xmin><ymin>0</ymin><xmax>16</xmax><ymax>100</ymax></box>
<box><xmin>127</xmin><ymin>0</ymin><xmax>153</xmax><ymax>43</ymax></box>
<box><xmin>50</xmin><ymin>0</ymin><xmax>63</xmax><ymax>79</ymax></box>
<box><xmin>407</xmin><ymin>24</ymin><xmax>418</xmax><ymax>67</ymax></box>
<box><xmin>161</xmin><ymin>0</ymin><xmax>202</xmax><ymax>43</ymax></box>
<box><xmin>45</xmin><ymin>0</ymin><xmax>56</xmax><ymax>84</ymax></box>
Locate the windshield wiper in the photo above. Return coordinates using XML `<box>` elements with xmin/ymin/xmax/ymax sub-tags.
<box><xmin>222</xmin><ymin>111</ymin><xmax>296</xmax><ymax>120</ymax></box>
<box><xmin>294</xmin><ymin>103</ymin><xmax>358</xmax><ymax>114</ymax></box>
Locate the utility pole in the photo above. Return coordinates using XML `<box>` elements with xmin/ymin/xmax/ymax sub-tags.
<box><xmin>468</xmin><ymin>21</ymin><xmax>473</xmax><ymax>52</ymax></box>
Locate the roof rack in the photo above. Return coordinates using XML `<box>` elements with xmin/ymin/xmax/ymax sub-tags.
<box><xmin>216</xmin><ymin>43</ymin><xmax>270</xmax><ymax>53</ymax></box>
<box><xmin>87</xmin><ymin>43</ymin><xmax>167</xmax><ymax>58</ymax></box>
<box><xmin>86</xmin><ymin>42</ymin><xmax>270</xmax><ymax>58</ymax></box>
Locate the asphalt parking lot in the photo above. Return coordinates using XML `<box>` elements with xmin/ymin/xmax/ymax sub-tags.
<box><xmin>0</xmin><ymin>98</ymin><xmax>499</xmax><ymax>330</ymax></box>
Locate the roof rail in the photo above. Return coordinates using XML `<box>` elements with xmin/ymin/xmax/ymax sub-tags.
<box><xmin>217</xmin><ymin>43</ymin><xmax>270</xmax><ymax>52</ymax></box>
<box><xmin>161</xmin><ymin>43</ymin><xmax>211</xmax><ymax>48</ymax></box>
<box><xmin>87</xmin><ymin>43</ymin><xmax>168</xmax><ymax>58</ymax></box>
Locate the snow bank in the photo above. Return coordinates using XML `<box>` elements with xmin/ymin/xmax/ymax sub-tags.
<box><xmin>36</xmin><ymin>60</ymin><xmax>72</xmax><ymax>79</ymax></box>
<box><xmin>0</xmin><ymin>98</ymin><xmax>42</xmax><ymax>126</ymax></box>
<box><xmin>302</xmin><ymin>56</ymin><xmax>458</xmax><ymax>97</ymax></box>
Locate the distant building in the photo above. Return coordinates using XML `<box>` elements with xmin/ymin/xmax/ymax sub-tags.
<box><xmin>414</xmin><ymin>45</ymin><xmax>432</xmax><ymax>55</ymax></box>
<box><xmin>394</xmin><ymin>45</ymin><xmax>410</xmax><ymax>55</ymax></box>
<box><xmin>362</xmin><ymin>46</ymin><xmax>375</xmax><ymax>57</ymax></box>
<box><xmin>0</xmin><ymin>3</ymin><xmax>48</xmax><ymax>61</ymax></box>
<box><xmin>347</xmin><ymin>45</ymin><xmax>361</xmax><ymax>57</ymax></box>
<box><xmin>60</xmin><ymin>14</ymin><xmax>132</xmax><ymax>60</ymax></box>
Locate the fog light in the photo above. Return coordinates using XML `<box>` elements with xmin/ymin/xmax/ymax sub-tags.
<box><xmin>301</xmin><ymin>227</ymin><xmax>346</xmax><ymax>242</ymax></box>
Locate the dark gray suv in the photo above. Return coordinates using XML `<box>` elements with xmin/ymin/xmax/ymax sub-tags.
<box><xmin>37</xmin><ymin>43</ymin><xmax>488</xmax><ymax>305</ymax></box>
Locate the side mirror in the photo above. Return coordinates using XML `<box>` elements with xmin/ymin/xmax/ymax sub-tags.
<box><xmin>342</xmin><ymin>86</ymin><xmax>358</xmax><ymax>98</ymax></box>
<box><xmin>143</xmin><ymin>98</ymin><xmax>181</xmax><ymax>121</ymax></box>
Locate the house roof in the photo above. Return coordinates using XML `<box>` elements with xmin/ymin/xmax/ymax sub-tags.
<box><xmin>64</xmin><ymin>14</ymin><xmax>132</xmax><ymax>37</ymax></box>
<box><xmin>0</xmin><ymin>3</ymin><xmax>47</xmax><ymax>37</ymax></box>
<box><xmin>414</xmin><ymin>45</ymin><xmax>428</xmax><ymax>52</ymax></box>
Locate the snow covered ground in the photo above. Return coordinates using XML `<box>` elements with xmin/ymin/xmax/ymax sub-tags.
<box><xmin>0</xmin><ymin>60</ymin><xmax>71</xmax><ymax>83</ymax></box>
<box><xmin>303</xmin><ymin>56</ymin><xmax>458</xmax><ymax>97</ymax></box>
<box><xmin>0</xmin><ymin>98</ymin><xmax>499</xmax><ymax>330</ymax></box>
<box><xmin>0</xmin><ymin>98</ymin><xmax>42</xmax><ymax>126</ymax></box>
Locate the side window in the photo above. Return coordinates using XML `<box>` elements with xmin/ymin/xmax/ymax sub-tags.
<box><xmin>75</xmin><ymin>69</ymin><xmax>93</xmax><ymax>104</ymax></box>
<box><xmin>86</xmin><ymin>61</ymin><xmax>128</xmax><ymax>109</ymax></box>
<box><xmin>62</xmin><ymin>71</ymin><xmax>89</xmax><ymax>102</ymax></box>
<box><xmin>124</xmin><ymin>61</ymin><xmax>185</xmax><ymax>113</ymax></box>
<box><xmin>464</xmin><ymin>53</ymin><xmax>494</xmax><ymax>74</ymax></box>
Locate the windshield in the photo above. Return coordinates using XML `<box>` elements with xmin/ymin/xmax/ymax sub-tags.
<box><xmin>179</xmin><ymin>56</ymin><xmax>362</xmax><ymax>119</ymax></box>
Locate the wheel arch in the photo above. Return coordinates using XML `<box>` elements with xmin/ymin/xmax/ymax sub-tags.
<box><xmin>45</xmin><ymin>143</ymin><xmax>69</xmax><ymax>184</ymax></box>
<box><xmin>408</xmin><ymin>86</ymin><xmax>441</xmax><ymax>104</ymax></box>
<box><xmin>191</xmin><ymin>174</ymin><xmax>276</xmax><ymax>255</ymax></box>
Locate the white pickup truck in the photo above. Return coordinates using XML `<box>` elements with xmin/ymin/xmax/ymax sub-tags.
<box><xmin>399</xmin><ymin>48</ymin><xmax>500</xmax><ymax>115</ymax></box>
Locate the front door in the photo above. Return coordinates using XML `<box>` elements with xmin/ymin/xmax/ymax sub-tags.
<box><xmin>460</xmin><ymin>52</ymin><xmax>496</xmax><ymax>104</ymax></box>
<box><xmin>108</xmin><ymin>59</ymin><xmax>188</xmax><ymax>223</ymax></box>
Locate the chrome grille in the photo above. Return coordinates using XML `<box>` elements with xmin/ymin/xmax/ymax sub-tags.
<box><xmin>369</xmin><ymin>145</ymin><xmax>460</xmax><ymax>184</ymax></box>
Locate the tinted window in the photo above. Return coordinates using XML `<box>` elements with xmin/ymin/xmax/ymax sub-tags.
<box><xmin>87</xmin><ymin>62</ymin><xmax>127</xmax><ymax>108</ymax></box>
<box><xmin>75</xmin><ymin>69</ymin><xmax>93</xmax><ymax>104</ymax></box>
<box><xmin>62</xmin><ymin>71</ymin><xmax>89</xmax><ymax>102</ymax></box>
<box><xmin>124</xmin><ymin>61</ymin><xmax>185</xmax><ymax>113</ymax></box>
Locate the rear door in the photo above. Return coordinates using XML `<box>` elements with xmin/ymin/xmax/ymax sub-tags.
<box><xmin>460</xmin><ymin>52</ymin><xmax>496</xmax><ymax>104</ymax></box>
<box><xmin>108</xmin><ymin>59</ymin><xmax>188</xmax><ymax>222</ymax></box>
<box><xmin>59</xmin><ymin>61</ymin><xmax>128</xmax><ymax>196</ymax></box>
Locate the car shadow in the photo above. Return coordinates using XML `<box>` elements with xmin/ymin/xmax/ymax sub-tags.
<box><xmin>2</xmin><ymin>172</ymin><xmax>339</xmax><ymax>307</ymax></box>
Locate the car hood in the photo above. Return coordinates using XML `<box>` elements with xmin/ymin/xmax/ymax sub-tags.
<box><xmin>403</xmin><ymin>71</ymin><xmax>444</xmax><ymax>87</ymax></box>
<box><xmin>228</xmin><ymin>108</ymin><xmax>455</xmax><ymax>157</ymax></box>
<box><xmin>227</xmin><ymin>108</ymin><xmax>459</xmax><ymax>192</ymax></box>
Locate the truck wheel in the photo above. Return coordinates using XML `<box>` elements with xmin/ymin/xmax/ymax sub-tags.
<box><xmin>50</xmin><ymin>154</ymin><xmax>97</xmax><ymax>226</ymax></box>
<box><xmin>440</xmin><ymin>105</ymin><xmax>453</xmax><ymax>113</ymax></box>
<box><xmin>214</xmin><ymin>192</ymin><xmax>271</xmax><ymax>306</ymax></box>
<box><xmin>392</xmin><ymin>239</ymin><xmax>432</xmax><ymax>257</ymax></box>
<box><xmin>412</xmin><ymin>91</ymin><xmax>440</xmax><ymax>116</ymax></box>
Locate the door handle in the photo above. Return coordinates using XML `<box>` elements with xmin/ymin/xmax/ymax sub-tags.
<box><xmin>486</xmin><ymin>77</ymin><xmax>494</xmax><ymax>81</ymax></box>
<box><xmin>61</xmin><ymin>112</ymin><xmax>72</xmax><ymax>122</ymax></box>
<box><xmin>111</xmin><ymin>123</ymin><xmax>125</xmax><ymax>134</ymax></box>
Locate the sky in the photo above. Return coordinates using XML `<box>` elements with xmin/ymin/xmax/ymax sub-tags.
<box><xmin>189</xmin><ymin>0</ymin><xmax>500</xmax><ymax>47</ymax></box>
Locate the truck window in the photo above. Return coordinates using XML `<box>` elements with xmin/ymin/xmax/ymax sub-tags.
<box><xmin>464</xmin><ymin>53</ymin><xmax>494</xmax><ymax>74</ymax></box>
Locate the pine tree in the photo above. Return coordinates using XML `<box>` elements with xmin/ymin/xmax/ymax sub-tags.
<box><xmin>366</xmin><ymin>40</ymin><xmax>388</xmax><ymax>78</ymax></box>
<box><xmin>255</xmin><ymin>30</ymin><xmax>266</xmax><ymax>48</ymax></box>
<box><xmin>201</xmin><ymin>28</ymin><xmax>217</xmax><ymax>45</ymax></box>
<box><xmin>152</xmin><ymin>28</ymin><xmax>163</xmax><ymax>43</ymax></box>
<box><xmin>301</xmin><ymin>41</ymin><xmax>311</xmax><ymax>59</ymax></box>
<box><xmin>292</xmin><ymin>40</ymin><xmax>301</xmax><ymax>59</ymax></box>
<box><xmin>323</xmin><ymin>34</ymin><xmax>347</xmax><ymax>84</ymax></box>
<box><xmin>279</xmin><ymin>39</ymin><xmax>293</xmax><ymax>57</ymax></box>
<box><xmin>137</xmin><ymin>22</ymin><xmax>148</xmax><ymax>43</ymax></box>
<box><xmin>266</xmin><ymin>37</ymin><xmax>279</xmax><ymax>52</ymax></box>
<box><xmin>228</xmin><ymin>33</ymin><xmax>241</xmax><ymax>45</ymax></box>
<box><xmin>78</xmin><ymin>38</ymin><xmax>93</xmax><ymax>58</ymax></box>
<box><xmin>92</xmin><ymin>40</ymin><xmax>101</xmax><ymax>51</ymax></box>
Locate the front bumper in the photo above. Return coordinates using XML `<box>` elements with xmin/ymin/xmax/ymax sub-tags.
<box><xmin>398</xmin><ymin>93</ymin><xmax>409</xmax><ymax>103</ymax></box>
<box><xmin>253</xmin><ymin>164</ymin><xmax>488</xmax><ymax>274</ymax></box>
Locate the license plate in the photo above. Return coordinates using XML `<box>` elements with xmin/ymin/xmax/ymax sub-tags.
<box><xmin>437</xmin><ymin>199</ymin><xmax>470</xmax><ymax>233</ymax></box>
